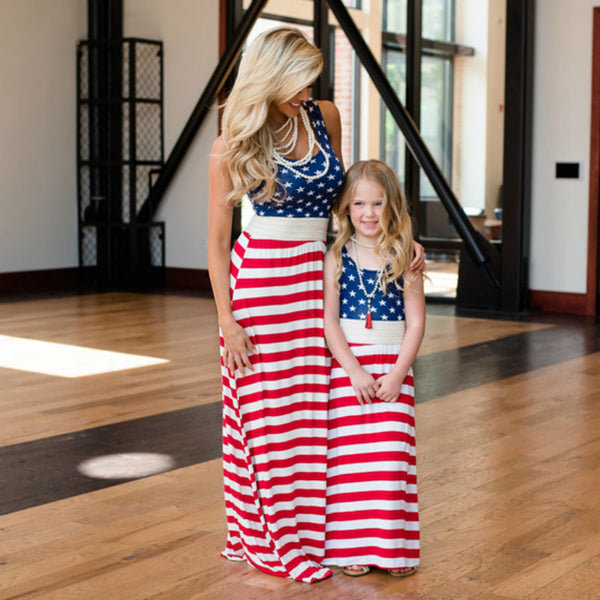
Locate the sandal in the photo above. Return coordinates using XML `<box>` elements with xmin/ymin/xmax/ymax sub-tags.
<box><xmin>388</xmin><ymin>566</ymin><xmax>417</xmax><ymax>578</ymax></box>
<box><xmin>342</xmin><ymin>565</ymin><xmax>371</xmax><ymax>577</ymax></box>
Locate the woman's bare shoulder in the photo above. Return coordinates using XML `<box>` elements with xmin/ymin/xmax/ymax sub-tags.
<box><xmin>316</xmin><ymin>100</ymin><xmax>341</xmax><ymax>125</ymax></box>
<box><xmin>211</xmin><ymin>134</ymin><xmax>228</xmax><ymax>155</ymax></box>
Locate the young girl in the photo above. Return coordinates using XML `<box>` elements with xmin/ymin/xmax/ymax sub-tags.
<box><xmin>322</xmin><ymin>160</ymin><xmax>425</xmax><ymax>578</ymax></box>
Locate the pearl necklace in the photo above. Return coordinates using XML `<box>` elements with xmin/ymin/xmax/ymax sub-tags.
<box><xmin>272</xmin><ymin>107</ymin><xmax>330</xmax><ymax>182</ymax></box>
<box><xmin>350</xmin><ymin>235</ymin><xmax>377</xmax><ymax>249</ymax></box>
<box><xmin>351</xmin><ymin>238</ymin><xmax>385</xmax><ymax>329</ymax></box>
<box><xmin>273</xmin><ymin>117</ymin><xmax>293</xmax><ymax>135</ymax></box>
<box><xmin>273</xmin><ymin>116</ymin><xmax>298</xmax><ymax>155</ymax></box>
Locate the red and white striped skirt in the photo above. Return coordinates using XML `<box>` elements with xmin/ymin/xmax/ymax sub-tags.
<box><xmin>220</xmin><ymin>216</ymin><xmax>332</xmax><ymax>583</ymax></box>
<box><xmin>323</xmin><ymin>324</ymin><xmax>419</xmax><ymax>570</ymax></box>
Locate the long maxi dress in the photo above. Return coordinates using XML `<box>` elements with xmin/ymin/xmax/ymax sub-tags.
<box><xmin>323</xmin><ymin>246</ymin><xmax>420</xmax><ymax>571</ymax></box>
<box><xmin>220</xmin><ymin>100</ymin><xmax>344</xmax><ymax>583</ymax></box>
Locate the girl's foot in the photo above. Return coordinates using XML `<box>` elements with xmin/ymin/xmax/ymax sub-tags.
<box><xmin>342</xmin><ymin>565</ymin><xmax>370</xmax><ymax>577</ymax></box>
<box><xmin>388</xmin><ymin>566</ymin><xmax>417</xmax><ymax>578</ymax></box>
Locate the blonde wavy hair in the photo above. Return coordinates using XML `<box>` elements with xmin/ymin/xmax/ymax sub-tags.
<box><xmin>220</xmin><ymin>27</ymin><xmax>323</xmax><ymax>204</ymax></box>
<box><xmin>331</xmin><ymin>160</ymin><xmax>416</xmax><ymax>292</ymax></box>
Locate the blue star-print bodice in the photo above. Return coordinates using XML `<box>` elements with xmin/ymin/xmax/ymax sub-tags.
<box><xmin>339</xmin><ymin>246</ymin><xmax>406</xmax><ymax>322</ymax></box>
<box><xmin>248</xmin><ymin>99</ymin><xmax>343</xmax><ymax>218</ymax></box>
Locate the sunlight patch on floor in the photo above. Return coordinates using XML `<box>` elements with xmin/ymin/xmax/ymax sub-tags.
<box><xmin>0</xmin><ymin>335</ymin><xmax>169</xmax><ymax>378</ymax></box>
<box><xmin>78</xmin><ymin>453</ymin><xmax>176</xmax><ymax>480</ymax></box>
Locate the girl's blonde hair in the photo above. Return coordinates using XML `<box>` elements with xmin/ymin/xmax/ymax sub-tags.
<box><xmin>331</xmin><ymin>160</ymin><xmax>415</xmax><ymax>292</ymax></box>
<box><xmin>220</xmin><ymin>27</ymin><xmax>323</xmax><ymax>204</ymax></box>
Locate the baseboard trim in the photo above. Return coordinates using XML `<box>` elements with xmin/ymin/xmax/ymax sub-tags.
<box><xmin>0</xmin><ymin>268</ymin><xmax>80</xmax><ymax>296</ymax></box>
<box><xmin>529</xmin><ymin>290</ymin><xmax>589</xmax><ymax>316</ymax></box>
<box><xmin>165</xmin><ymin>267</ymin><xmax>212</xmax><ymax>293</ymax></box>
<box><xmin>0</xmin><ymin>267</ymin><xmax>213</xmax><ymax>297</ymax></box>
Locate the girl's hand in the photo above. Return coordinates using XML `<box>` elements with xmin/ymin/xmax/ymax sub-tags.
<box><xmin>409</xmin><ymin>240</ymin><xmax>426</xmax><ymax>273</ymax></box>
<box><xmin>376</xmin><ymin>371</ymin><xmax>406</xmax><ymax>402</ymax></box>
<box><xmin>221</xmin><ymin>320</ymin><xmax>257</xmax><ymax>375</ymax></box>
<box><xmin>349</xmin><ymin>368</ymin><xmax>380</xmax><ymax>405</ymax></box>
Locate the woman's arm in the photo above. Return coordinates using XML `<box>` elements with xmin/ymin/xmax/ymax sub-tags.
<box><xmin>208</xmin><ymin>136</ymin><xmax>256</xmax><ymax>374</ymax></box>
<box><xmin>376</xmin><ymin>272</ymin><xmax>426</xmax><ymax>402</ymax></box>
<box><xmin>410</xmin><ymin>240</ymin><xmax>425</xmax><ymax>272</ymax></box>
<box><xmin>323</xmin><ymin>251</ymin><xmax>379</xmax><ymax>405</ymax></box>
<box><xmin>317</xmin><ymin>100</ymin><xmax>345</xmax><ymax>171</ymax></box>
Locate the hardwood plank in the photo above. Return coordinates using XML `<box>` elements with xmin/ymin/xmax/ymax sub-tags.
<box><xmin>0</xmin><ymin>403</ymin><xmax>223</xmax><ymax>515</ymax></box>
<box><xmin>0</xmin><ymin>293</ymin><xmax>222</xmax><ymax>447</ymax></box>
<box><xmin>0</xmin><ymin>294</ymin><xmax>553</xmax><ymax>447</ymax></box>
<box><xmin>420</xmin><ymin>314</ymin><xmax>550</xmax><ymax>355</ymax></box>
<box><xmin>1</xmin><ymin>294</ymin><xmax>600</xmax><ymax>598</ymax></box>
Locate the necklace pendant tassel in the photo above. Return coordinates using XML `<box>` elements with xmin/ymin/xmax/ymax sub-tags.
<box><xmin>365</xmin><ymin>312</ymin><xmax>373</xmax><ymax>329</ymax></box>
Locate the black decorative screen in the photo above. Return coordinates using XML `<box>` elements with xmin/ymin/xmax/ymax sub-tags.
<box><xmin>77</xmin><ymin>38</ymin><xmax>165</xmax><ymax>286</ymax></box>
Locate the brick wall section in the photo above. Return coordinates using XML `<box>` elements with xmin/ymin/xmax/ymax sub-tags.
<box><xmin>333</xmin><ymin>28</ymin><xmax>355</xmax><ymax>167</ymax></box>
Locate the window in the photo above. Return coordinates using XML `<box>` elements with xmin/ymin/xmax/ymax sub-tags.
<box><xmin>228</xmin><ymin>0</ymin><xmax>504</xmax><ymax>301</ymax></box>
<box><xmin>381</xmin><ymin>0</ymin><xmax>498</xmax><ymax>299</ymax></box>
<box><xmin>422</xmin><ymin>0</ymin><xmax>453</xmax><ymax>41</ymax></box>
<box><xmin>382</xmin><ymin>0</ymin><xmax>457</xmax><ymax>209</ymax></box>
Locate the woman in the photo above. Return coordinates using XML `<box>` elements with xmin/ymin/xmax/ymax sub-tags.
<box><xmin>208</xmin><ymin>27</ymin><xmax>343</xmax><ymax>583</ymax></box>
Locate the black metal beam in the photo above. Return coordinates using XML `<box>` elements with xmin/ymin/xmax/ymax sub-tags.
<box><xmin>404</xmin><ymin>0</ymin><xmax>422</xmax><ymax>231</ymax></box>
<box><xmin>314</xmin><ymin>0</ymin><xmax>333</xmax><ymax>101</ymax></box>
<box><xmin>87</xmin><ymin>0</ymin><xmax>123</xmax><ymax>283</ymax></box>
<box><xmin>226</xmin><ymin>0</ymin><xmax>244</xmax><ymax>42</ymax></box>
<box><xmin>138</xmin><ymin>0</ymin><xmax>268</xmax><ymax>222</ymax></box>
<box><xmin>325</xmin><ymin>0</ymin><xmax>499</xmax><ymax>287</ymax></box>
<box><xmin>87</xmin><ymin>0</ymin><xmax>123</xmax><ymax>223</ymax></box>
<box><xmin>501</xmin><ymin>0</ymin><xmax>534</xmax><ymax>311</ymax></box>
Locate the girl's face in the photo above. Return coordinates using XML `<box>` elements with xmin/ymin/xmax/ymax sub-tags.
<box><xmin>269</xmin><ymin>86</ymin><xmax>312</xmax><ymax>123</ymax></box>
<box><xmin>348</xmin><ymin>179</ymin><xmax>385</xmax><ymax>242</ymax></box>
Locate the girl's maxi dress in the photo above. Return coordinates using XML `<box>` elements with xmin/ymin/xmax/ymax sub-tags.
<box><xmin>220</xmin><ymin>100</ymin><xmax>343</xmax><ymax>583</ymax></box>
<box><xmin>323</xmin><ymin>246</ymin><xmax>420</xmax><ymax>571</ymax></box>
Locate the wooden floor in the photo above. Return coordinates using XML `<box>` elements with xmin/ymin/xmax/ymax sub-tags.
<box><xmin>1</xmin><ymin>292</ymin><xmax>600</xmax><ymax>599</ymax></box>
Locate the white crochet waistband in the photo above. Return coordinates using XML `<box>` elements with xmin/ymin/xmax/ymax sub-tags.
<box><xmin>244</xmin><ymin>215</ymin><xmax>329</xmax><ymax>241</ymax></box>
<box><xmin>340</xmin><ymin>318</ymin><xmax>406</xmax><ymax>345</ymax></box>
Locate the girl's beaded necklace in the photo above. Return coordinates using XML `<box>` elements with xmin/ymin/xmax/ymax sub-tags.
<box><xmin>350</xmin><ymin>235</ymin><xmax>377</xmax><ymax>249</ymax></box>
<box><xmin>272</xmin><ymin>106</ymin><xmax>330</xmax><ymax>182</ymax></box>
<box><xmin>351</xmin><ymin>237</ymin><xmax>385</xmax><ymax>329</ymax></box>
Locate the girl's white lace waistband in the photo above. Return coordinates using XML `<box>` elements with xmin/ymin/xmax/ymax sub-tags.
<box><xmin>340</xmin><ymin>318</ymin><xmax>406</xmax><ymax>345</ymax></box>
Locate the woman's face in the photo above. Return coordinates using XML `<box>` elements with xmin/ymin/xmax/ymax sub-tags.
<box><xmin>269</xmin><ymin>86</ymin><xmax>312</xmax><ymax>123</ymax></box>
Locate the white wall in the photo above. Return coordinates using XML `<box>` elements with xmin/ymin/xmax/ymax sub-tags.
<box><xmin>529</xmin><ymin>0</ymin><xmax>594</xmax><ymax>294</ymax></box>
<box><xmin>1</xmin><ymin>0</ymin><xmax>594</xmax><ymax>298</ymax></box>
<box><xmin>455</xmin><ymin>0</ymin><xmax>489</xmax><ymax>212</ymax></box>
<box><xmin>485</xmin><ymin>0</ymin><xmax>506</xmax><ymax>221</ymax></box>
<box><xmin>0</xmin><ymin>0</ymin><xmax>218</xmax><ymax>276</ymax></box>
<box><xmin>0</xmin><ymin>0</ymin><xmax>86</xmax><ymax>273</ymax></box>
<box><xmin>124</xmin><ymin>0</ymin><xmax>219</xmax><ymax>270</ymax></box>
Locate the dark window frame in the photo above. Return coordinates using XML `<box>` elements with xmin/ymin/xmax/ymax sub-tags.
<box><xmin>381</xmin><ymin>0</ymin><xmax>473</xmax><ymax>243</ymax></box>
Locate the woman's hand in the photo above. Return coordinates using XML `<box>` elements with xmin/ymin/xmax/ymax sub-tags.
<box><xmin>220</xmin><ymin>319</ymin><xmax>257</xmax><ymax>375</ymax></box>
<box><xmin>376</xmin><ymin>371</ymin><xmax>406</xmax><ymax>402</ymax></box>
<box><xmin>409</xmin><ymin>240</ymin><xmax>426</xmax><ymax>273</ymax></box>
<box><xmin>208</xmin><ymin>136</ymin><xmax>257</xmax><ymax>376</ymax></box>
<box><xmin>348</xmin><ymin>367</ymin><xmax>380</xmax><ymax>405</ymax></box>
